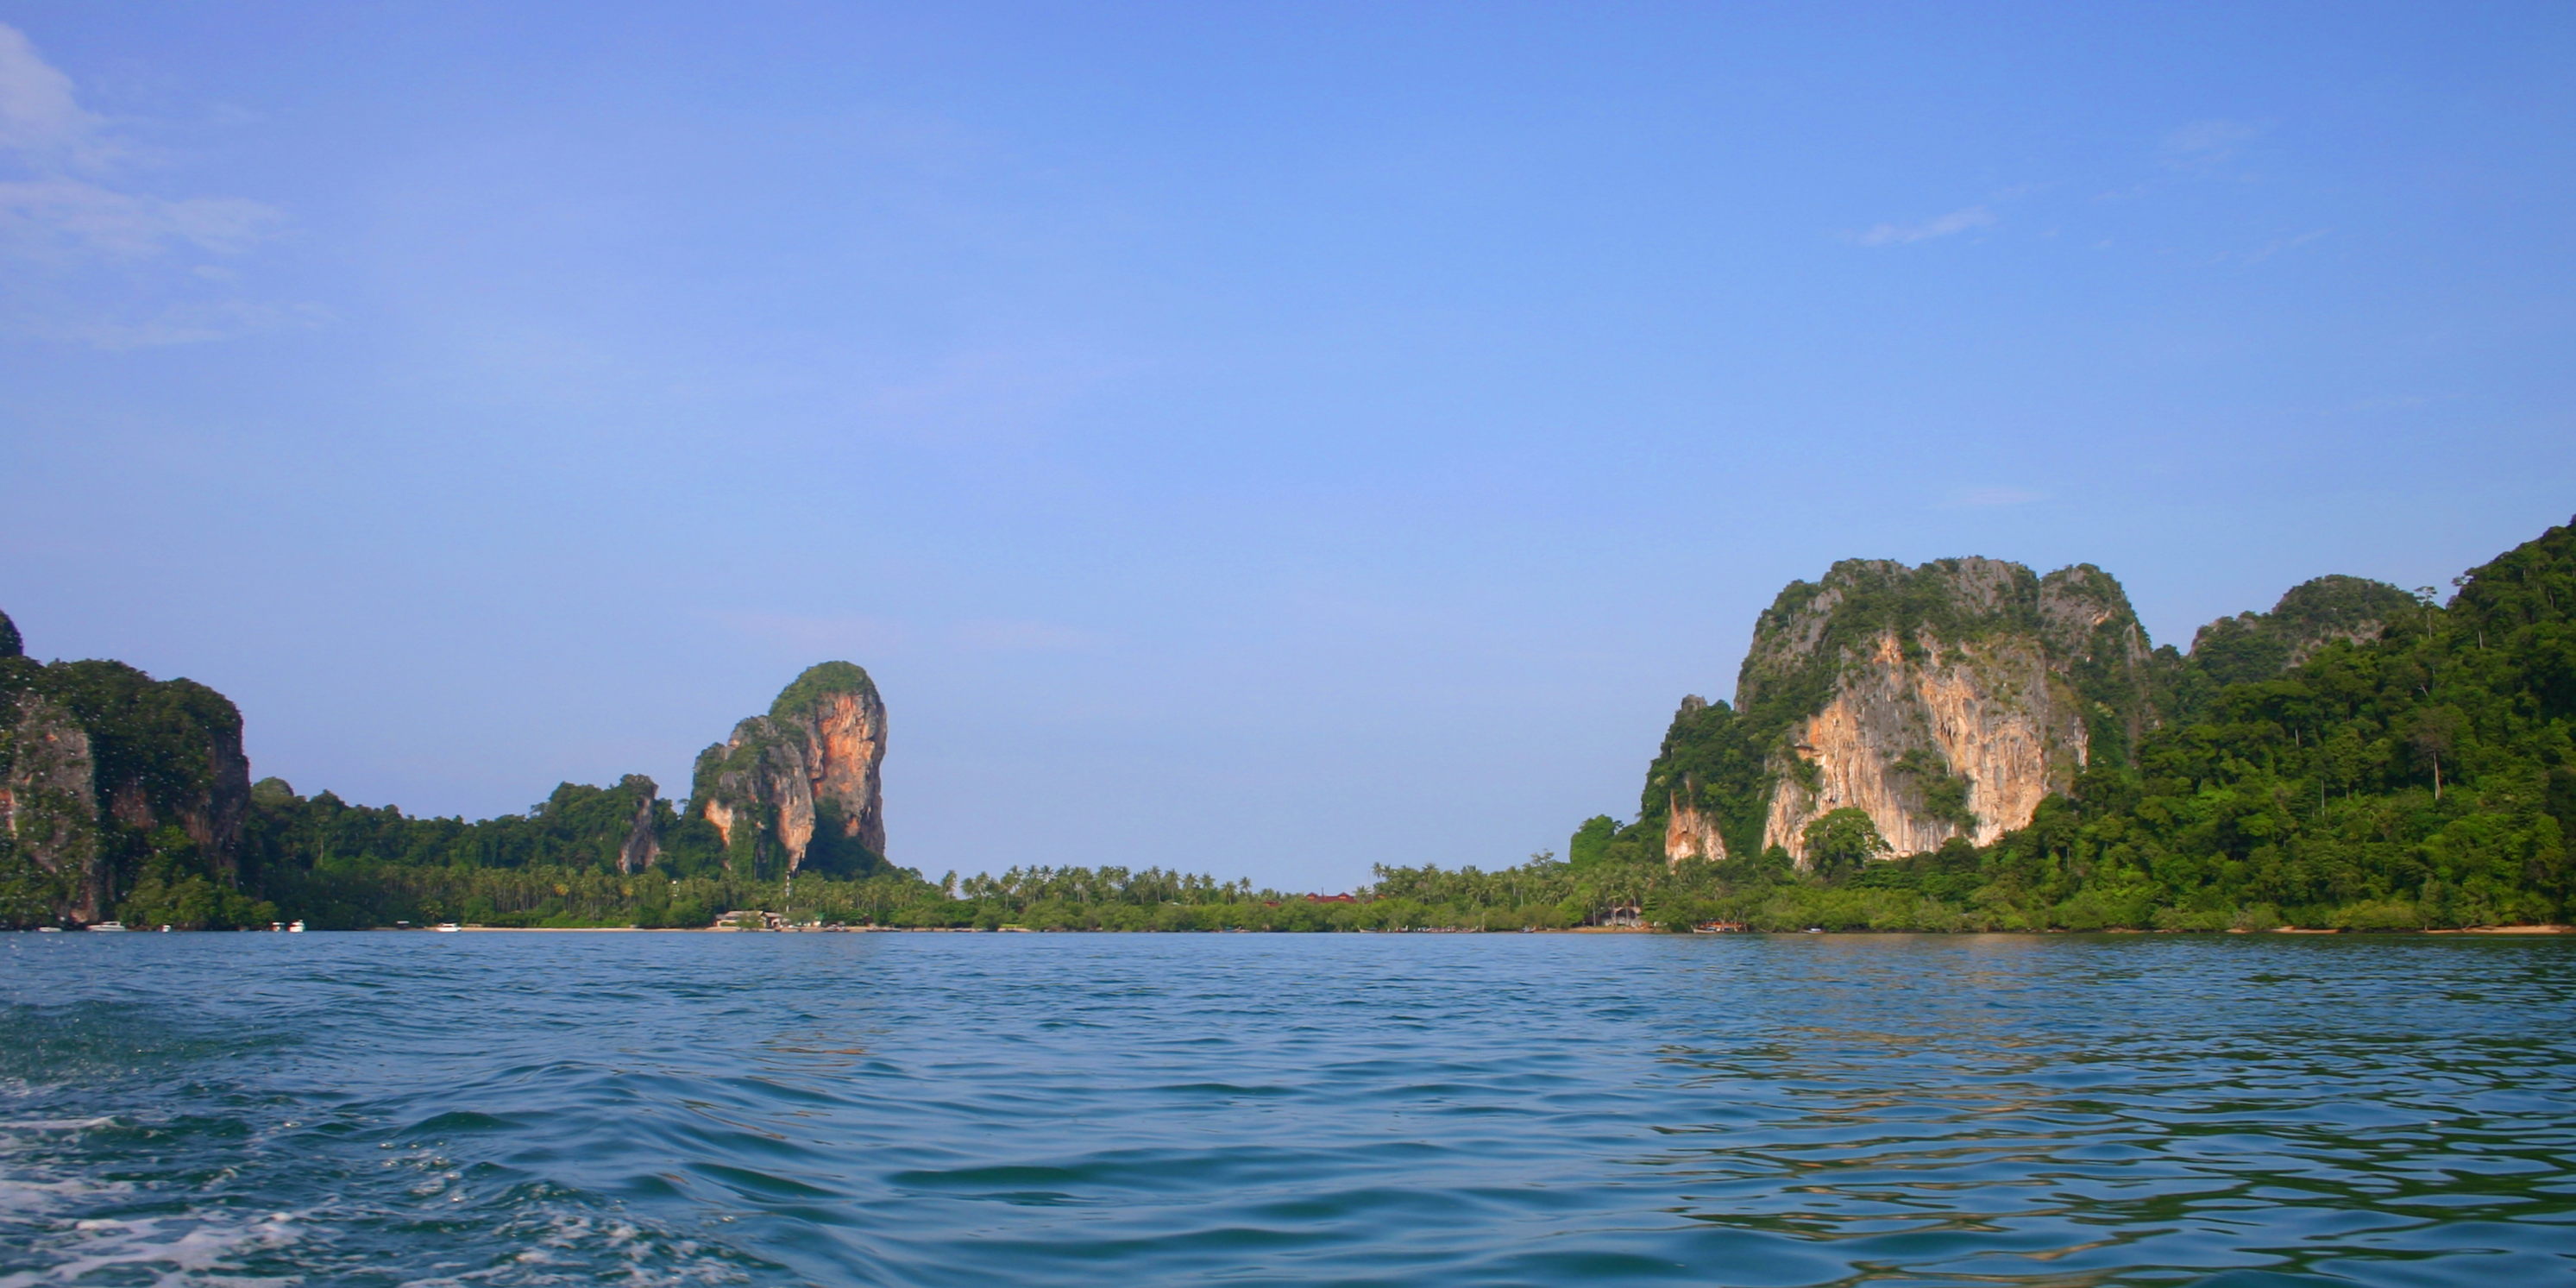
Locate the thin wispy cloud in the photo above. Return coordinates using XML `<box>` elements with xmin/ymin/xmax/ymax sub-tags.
<box><xmin>0</xmin><ymin>178</ymin><xmax>280</xmax><ymax>260</ymax></box>
<box><xmin>717</xmin><ymin>611</ymin><xmax>912</xmax><ymax>657</ymax></box>
<box><xmin>862</xmin><ymin>344</ymin><xmax>1138</xmax><ymax>445</ymax></box>
<box><xmin>0</xmin><ymin>23</ymin><xmax>106</xmax><ymax>166</ymax></box>
<box><xmin>2095</xmin><ymin>119</ymin><xmax>2274</xmax><ymax>201</ymax></box>
<box><xmin>1854</xmin><ymin>205</ymin><xmax>1994</xmax><ymax>247</ymax></box>
<box><xmin>27</xmin><ymin>298</ymin><xmax>331</xmax><ymax>349</ymax></box>
<box><xmin>952</xmin><ymin>619</ymin><xmax>1109</xmax><ymax>654</ymax></box>
<box><xmin>2160</xmin><ymin>118</ymin><xmax>2264</xmax><ymax>171</ymax></box>
<box><xmin>2240</xmin><ymin>227</ymin><xmax>2330</xmax><ymax>264</ymax></box>
<box><xmin>0</xmin><ymin>22</ymin><xmax>304</xmax><ymax>347</ymax></box>
<box><xmin>2343</xmin><ymin>393</ymin><xmax>2437</xmax><ymax>413</ymax></box>
<box><xmin>1945</xmin><ymin>487</ymin><xmax>2045</xmax><ymax>509</ymax></box>
<box><xmin>716</xmin><ymin>611</ymin><xmax>1107</xmax><ymax>657</ymax></box>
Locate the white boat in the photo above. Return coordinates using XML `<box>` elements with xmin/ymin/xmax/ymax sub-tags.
<box><xmin>433</xmin><ymin>924</ymin><xmax>462</xmax><ymax>933</ymax></box>
<box><xmin>89</xmin><ymin>921</ymin><xmax>129</xmax><ymax>932</ymax></box>
<box><xmin>287</xmin><ymin>920</ymin><xmax>306</xmax><ymax>933</ymax></box>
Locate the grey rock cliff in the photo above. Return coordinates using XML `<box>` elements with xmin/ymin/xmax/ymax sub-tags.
<box><xmin>617</xmin><ymin>774</ymin><xmax>663</xmax><ymax>875</ymax></box>
<box><xmin>0</xmin><ymin>629</ymin><xmax>253</xmax><ymax>923</ymax></box>
<box><xmin>0</xmin><ymin>693</ymin><xmax>104</xmax><ymax>920</ymax></box>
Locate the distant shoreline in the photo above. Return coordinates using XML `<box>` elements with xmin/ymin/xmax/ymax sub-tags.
<box><xmin>35</xmin><ymin>923</ymin><xmax>2571</xmax><ymax>936</ymax></box>
<box><xmin>352</xmin><ymin>924</ymin><xmax>2576</xmax><ymax>936</ymax></box>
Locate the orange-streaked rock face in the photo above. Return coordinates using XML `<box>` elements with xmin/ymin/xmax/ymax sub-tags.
<box><xmin>692</xmin><ymin>662</ymin><xmax>887</xmax><ymax>876</ymax></box>
<box><xmin>775</xmin><ymin>758</ymin><xmax>816</xmax><ymax>864</ymax></box>
<box><xmin>1706</xmin><ymin>557</ymin><xmax>2157</xmax><ymax>870</ymax></box>
<box><xmin>1662</xmin><ymin>789</ymin><xmax>1728</xmax><ymax>866</ymax></box>
<box><xmin>1760</xmin><ymin>630</ymin><xmax>2085</xmax><ymax>864</ymax></box>
<box><xmin>797</xmin><ymin>688</ymin><xmax>886</xmax><ymax>858</ymax></box>
<box><xmin>700</xmin><ymin>718</ymin><xmax>817</xmax><ymax>866</ymax></box>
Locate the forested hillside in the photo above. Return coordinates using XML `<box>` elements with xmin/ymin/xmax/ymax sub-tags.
<box><xmin>8</xmin><ymin>517</ymin><xmax>2572</xmax><ymax>932</ymax></box>
<box><xmin>1559</xmin><ymin>514</ymin><xmax>2576</xmax><ymax>930</ymax></box>
<box><xmin>0</xmin><ymin>615</ymin><xmax>264</xmax><ymax>929</ymax></box>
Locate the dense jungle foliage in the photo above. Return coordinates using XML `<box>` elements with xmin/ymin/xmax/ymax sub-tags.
<box><xmin>11</xmin><ymin>518</ymin><xmax>2574</xmax><ymax>933</ymax></box>
<box><xmin>0</xmin><ymin>647</ymin><xmax>273</xmax><ymax>931</ymax></box>
<box><xmin>1557</xmin><ymin>516</ymin><xmax>2576</xmax><ymax>932</ymax></box>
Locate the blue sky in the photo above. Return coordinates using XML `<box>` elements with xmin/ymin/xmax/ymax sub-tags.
<box><xmin>3</xmin><ymin>3</ymin><xmax>2571</xmax><ymax>890</ymax></box>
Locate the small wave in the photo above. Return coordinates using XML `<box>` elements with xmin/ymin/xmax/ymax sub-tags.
<box><xmin>1148</xmin><ymin>1082</ymin><xmax>1297</xmax><ymax>1097</ymax></box>
<box><xmin>393</xmin><ymin>1210</ymin><xmax>764</xmax><ymax>1287</ymax></box>
<box><xmin>399</xmin><ymin>1110</ymin><xmax>526</xmax><ymax>1137</ymax></box>
<box><xmin>8</xmin><ymin>933</ymin><xmax>2576</xmax><ymax>1285</ymax></box>
<box><xmin>0</xmin><ymin>1211</ymin><xmax>299</xmax><ymax>1287</ymax></box>
<box><xmin>0</xmin><ymin>1174</ymin><xmax>134</xmax><ymax>1215</ymax></box>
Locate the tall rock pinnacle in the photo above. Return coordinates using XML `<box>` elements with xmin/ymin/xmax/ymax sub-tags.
<box><xmin>689</xmin><ymin>663</ymin><xmax>887</xmax><ymax>876</ymax></box>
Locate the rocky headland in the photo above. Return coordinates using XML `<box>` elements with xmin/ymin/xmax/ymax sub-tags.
<box><xmin>1609</xmin><ymin>556</ymin><xmax>2420</xmax><ymax>872</ymax></box>
<box><xmin>690</xmin><ymin>661</ymin><xmax>889</xmax><ymax>877</ymax></box>
<box><xmin>0</xmin><ymin>608</ymin><xmax>254</xmax><ymax>924</ymax></box>
<box><xmin>4</xmin><ymin>512</ymin><xmax>2566</xmax><ymax>933</ymax></box>
<box><xmin>0</xmin><ymin>624</ymin><xmax>892</xmax><ymax>926</ymax></box>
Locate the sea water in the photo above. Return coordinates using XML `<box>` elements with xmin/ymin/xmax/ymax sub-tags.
<box><xmin>3</xmin><ymin>932</ymin><xmax>2572</xmax><ymax>1285</ymax></box>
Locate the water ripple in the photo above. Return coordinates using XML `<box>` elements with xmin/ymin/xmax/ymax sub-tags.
<box><xmin>3</xmin><ymin>932</ymin><xmax>2573</xmax><ymax>1285</ymax></box>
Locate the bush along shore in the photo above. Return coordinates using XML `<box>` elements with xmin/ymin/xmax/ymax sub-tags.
<box><xmin>7</xmin><ymin>514</ymin><xmax>2574</xmax><ymax>933</ymax></box>
<box><xmin>218</xmin><ymin>851</ymin><xmax>2571</xmax><ymax>934</ymax></box>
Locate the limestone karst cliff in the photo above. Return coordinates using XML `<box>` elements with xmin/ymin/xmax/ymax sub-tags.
<box><xmin>0</xmin><ymin>612</ymin><xmax>901</xmax><ymax>923</ymax></box>
<box><xmin>614</xmin><ymin>774</ymin><xmax>664</xmax><ymax>875</ymax></box>
<box><xmin>133</xmin><ymin>656</ymin><xmax>891</xmax><ymax>913</ymax></box>
<box><xmin>1616</xmin><ymin>556</ymin><xmax>2437</xmax><ymax>873</ymax></box>
<box><xmin>689</xmin><ymin>662</ymin><xmax>888</xmax><ymax>877</ymax></box>
<box><xmin>1655</xmin><ymin>695</ymin><xmax>1732</xmax><ymax>863</ymax></box>
<box><xmin>0</xmin><ymin>612</ymin><xmax>254</xmax><ymax>925</ymax></box>
<box><xmin>1748</xmin><ymin>559</ymin><xmax>2157</xmax><ymax>864</ymax></box>
<box><xmin>1630</xmin><ymin>558</ymin><xmax>2160</xmax><ymax>870</ymax></box>
<box><xmin>3</xmin><ymin>691</ymin><xmax>102</xmax><ymax>919</ymax></box>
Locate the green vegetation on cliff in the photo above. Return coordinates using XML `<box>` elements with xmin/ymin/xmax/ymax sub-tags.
<box><xmin>1</xmin><ymin>646</ymin><xmax>263</xmax><ymax>929</ymax></box>
<box><xmin>1735</xmin><ymin>559</ymin><xmax>2153</xmax><ymax>741</ymax></box>
<box><xmin>2165</xmin><ymin>575</ymin><xmax>2422</xmax><ymax>716</ymax></box>
<box><xmin>2002</xmin><ymin>522</ymin><xmax>2575</xmax><ymax>929</ymax></box>
<box><xmin>770</xmin><ymin>660</ymin><xmax>880</xmax><ymax>723</ymax></box>
<box><xmin>1599</xmin><ymin>557</ymin><xmax>2166</xmax><ymax>868</ymax></box>
<box><xmin>1545</xmin><ymin>516</ymin><xmax>2576</xmax><ymax>932</ymax></box>
<box><xmin>1626</xmin><ymin>695</ymin><xmax>1769</xmax><ymax>863</ymax></box>
<box><xmin>688</xmin><ymin>660</ymin><xmax>889</xmax><ymax>881</ymax></box>
<box><xmin>7</xmin><ymin>517</ymin><xmax>2571</xmax><ymax>934</ymax></box>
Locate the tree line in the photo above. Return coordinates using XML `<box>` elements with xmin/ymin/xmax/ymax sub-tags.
<box><xmin>44</xmin><ymin>515</ymin><xmax>2576</xmax><ymax>933</ymax></box>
